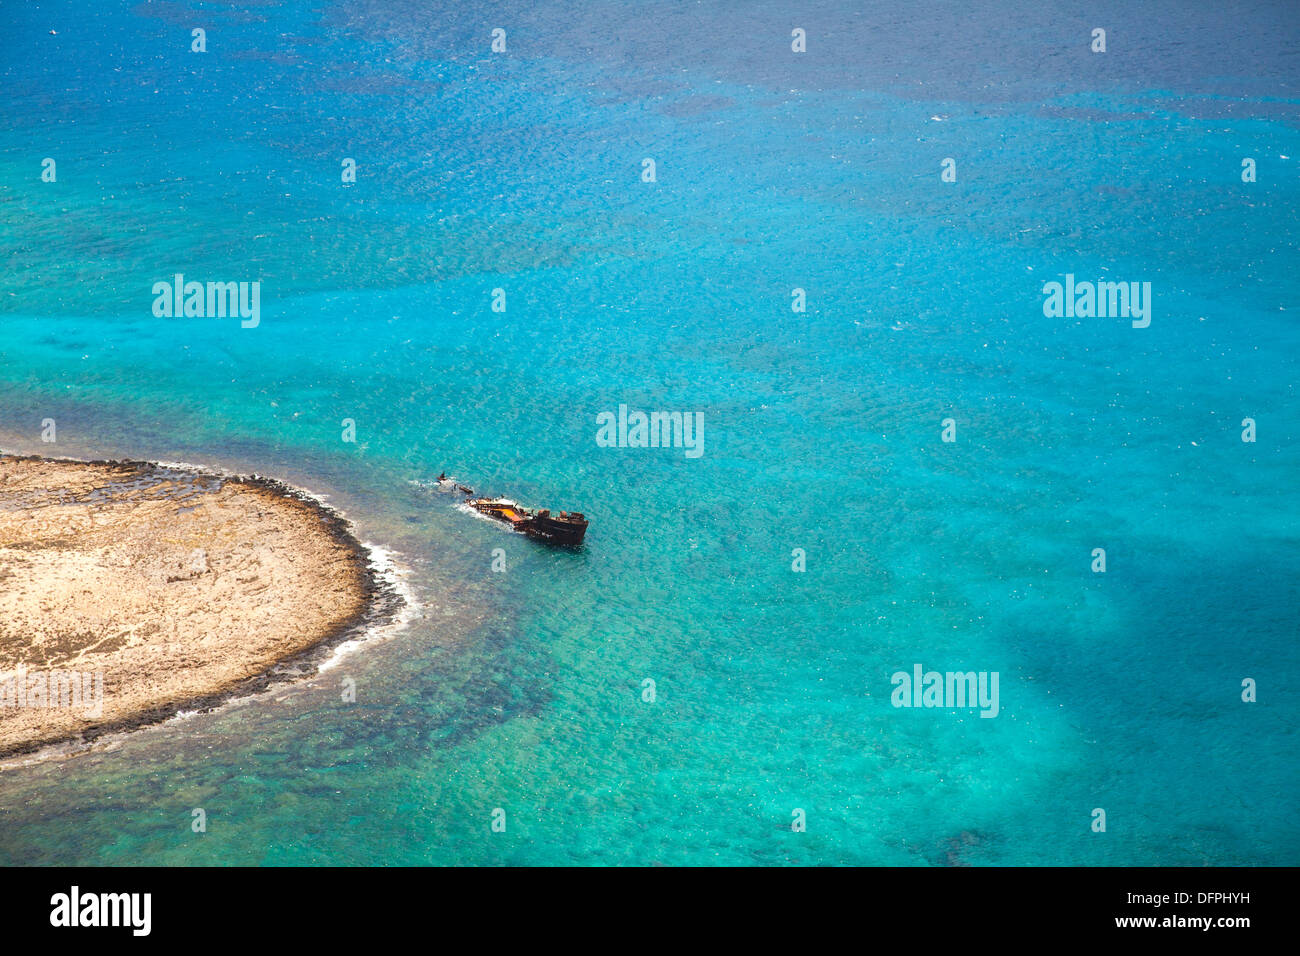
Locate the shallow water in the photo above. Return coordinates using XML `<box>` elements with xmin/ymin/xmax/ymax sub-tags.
<box><xmin>0</xmin><ymin>0</ymin><xmax>1296</xmax><ymax>865</ymax></box>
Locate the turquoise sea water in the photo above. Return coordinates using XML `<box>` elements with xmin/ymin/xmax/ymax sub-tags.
<box><xmin>0</xmin><ymin>1</ymin><xmax>1296</xmax><ymax>865</ymax></box>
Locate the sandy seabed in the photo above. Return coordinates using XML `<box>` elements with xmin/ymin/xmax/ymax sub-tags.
<box><xmin>0</xmin><ymin>453</ymin><xmax>381</xmax><ymax>759</ymax></box>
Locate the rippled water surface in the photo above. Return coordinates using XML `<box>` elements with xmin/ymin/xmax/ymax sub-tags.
<box><xmin>0</xmin><ymin>1</ymin><xmax>1296</xmax><ymax>865</ymax></box>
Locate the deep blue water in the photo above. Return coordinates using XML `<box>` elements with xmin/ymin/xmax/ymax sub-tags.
<box><xmin>0</xmin><ymin>0</ymin><xmax>1296</xmax><ymax>865</ymax></box>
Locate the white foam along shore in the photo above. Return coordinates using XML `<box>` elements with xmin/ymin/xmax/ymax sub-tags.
<box><xmin>0</xmin><ymin>450</ymin><xmax>420</xmax><ymax>765</ymax></box>
<box><xmin>119</xmin><ymin>457</ymin><xmax>423</xmax><ymax>674</ymax></box>
<box><xmin>152</xmin><ymin>457</ymin><xmax>424</xmax><ymax>672</ymax></box>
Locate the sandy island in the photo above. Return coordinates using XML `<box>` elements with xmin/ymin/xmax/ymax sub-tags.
<box><xmin>0</xmin><ymin>454</ymin><xmax>383</xmax><ymax>759</ymax></box>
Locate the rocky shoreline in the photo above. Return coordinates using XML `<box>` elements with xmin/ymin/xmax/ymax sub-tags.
<box><xmin>0</xmin><ymin>453</ymin><xmax>402</xmax><ymax>761</ymax></box>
